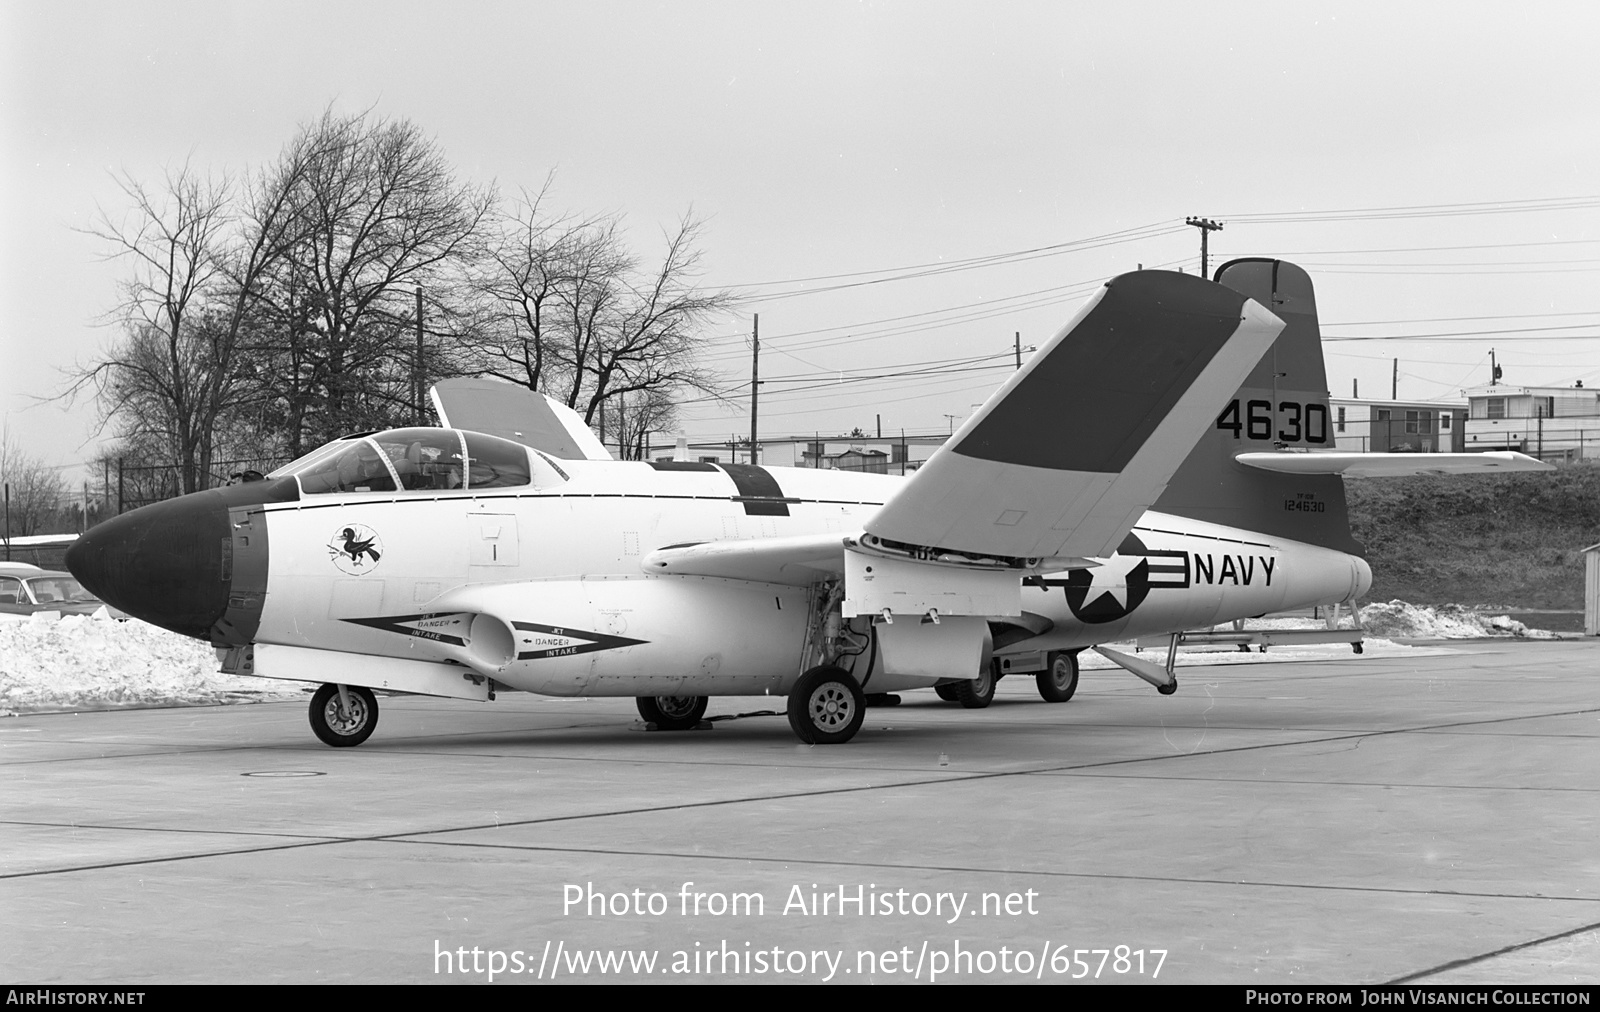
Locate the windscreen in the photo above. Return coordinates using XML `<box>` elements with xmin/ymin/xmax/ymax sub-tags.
<box><xmin>288</xmin><ymin>428</ymin><xmax>544</xmax><ymax>494</ymax></box>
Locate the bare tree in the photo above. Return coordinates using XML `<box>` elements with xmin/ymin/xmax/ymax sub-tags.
<box><xmin>574</xmin><ymin>214</ymin><xmax>733</xmax><ymax>428</ymax></box>
<box><xmin>463</xmin><ymin>182</ymin><xmax>596</xmax><ymax>398</ymax></box>
<box><xmin>73</xmin><ymin>140</ymin><xmax>329</xmax><ymax>493</ymax></box>
<box><xmin>251</xmin><ymin>110</ymin><xmax>494</xmax><ymax>453</ymax></box>
<box><xmin>468</xmin><ymin>205</ymin><xmax>732</xmax><ymax>441</ymax></box>
<box><xmin>612</xmin><ymin>387</ymin><xmax>679</xmax><ymax>461</ymax></box>
<box><xmin>76</xmin><ymin>108</ymin><xmax>727</xmax><ymax>493</ymax></box>
<box><xmin>74</xmin><ymin>165</ymin><xmax>231</xmax><ymax>495</ymax></box>
<box><xmin>0</xmin><ymin>430</ymin><xmax>69</xmax><ymax>538</ymax></box>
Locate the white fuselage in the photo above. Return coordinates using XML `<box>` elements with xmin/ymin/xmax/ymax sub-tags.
<box><xmin>251</xmin><ymin>459</ymin><xmax>1367</xmax><ymax>698</ymax></box>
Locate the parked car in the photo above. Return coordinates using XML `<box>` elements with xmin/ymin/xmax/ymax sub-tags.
<box><xmin>0</xmin><ymin>569</ymin><xmax>121</xmax><ymax>618</ymax></box>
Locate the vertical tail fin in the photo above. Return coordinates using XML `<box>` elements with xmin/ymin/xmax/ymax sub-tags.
<box><xmin>1152</xmin><ymin>259</ymin><xmax>1363</xmax><ymax>555</ymax></box>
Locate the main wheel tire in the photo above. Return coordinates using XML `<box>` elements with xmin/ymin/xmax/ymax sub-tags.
<box><xmin>1036</xmin><ymin>651</ymin><xmax>1080</xmax><ymax>703</ymax></box>
<box><xmin>933</xmin><ymin>683</ymin><xmax>960</xmax><ymax>702</ymax></box>
<box><xmin>788</xmin><ymin>666</ymin><xmax>865</xmax><ymax>744</ymax></box>
<box><xmin>951</xmin><ymin>662</ymin><xmax>997</xmax><ymax>709</ymax></box>
<box><xmin>310</xmin><ymin>684</ymin><xmax>379</xmax><ymax>748</ymax></box>
<box><xmin>636</xmin><ymin>695</ymin><xmax>709</xmax><ymax>730</ymax></box>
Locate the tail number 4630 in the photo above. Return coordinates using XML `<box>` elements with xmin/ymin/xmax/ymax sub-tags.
<box><xmin>1217</xmin><ymin>399</ymin><xmax>1328</xmax><ymax>443</ymax></box>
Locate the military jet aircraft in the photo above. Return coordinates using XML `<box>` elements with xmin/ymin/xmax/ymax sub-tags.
<box><xmin>67</xmin><ymin>260</ymin><xmax>1549</xmax><ymax>747</ymax></box>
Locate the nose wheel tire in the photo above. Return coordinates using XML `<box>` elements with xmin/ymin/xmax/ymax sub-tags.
<box><xmin>310</xmin><ymin>684</ymin><xmax>379</xmax><ymax>747</ymax></box>
<box><xmin>952</xmin><ymin>662</ymin><xmax>997</xmax><ymax>709</ymax></box>
<box><xmin>636</xmin><ymin>695</ymin><xmax>709</xmax><ymax>730</ymax></box>
<box><xmin>788</xmin><ymin>666</ymin><xmax>865</xmax><ymax>744</ymax></box>
<box><xmin>1036</xmin><ymin>651</ymin><xmax>1080</xmax><ymax>702</ymax></box>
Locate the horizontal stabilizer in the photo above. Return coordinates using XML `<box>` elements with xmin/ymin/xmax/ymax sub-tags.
<box><xmin>1235</xmin><ymin>450</ymin><xmax>1553</xmax><ymax>478</ymax></box>
<box><xmin>866</xmin><ymin>271</ymin><xmax>1284</xmax><ymax>560</ymax></box>
<box><xmin>641</xmin><ymin>532</ymin><xmax>850</xmax><ymax>586</ymax></box>
<box><xmin>431</xmin><ymin>378</ymin><xmax>611</xmax><ymax>460</ymax></box>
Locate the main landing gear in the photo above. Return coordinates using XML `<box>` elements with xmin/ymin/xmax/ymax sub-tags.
<box><xmin>310</xmin><ymin>683</ymin><xmax>379</xmax><ymax>747</ymax></box>
<box><xmin>952</xmin><ymin>661</ymin><xmax>998</xmax><ymax>709</ymax></box>
<box><xmin>1036</xmin><ymin>650</ymin><xmax>1080</xmax><ymax>702</ymax></box>
<box><xmin>635</xmin><ymin>695</ymin><xmax>709</xmax><ymax>730</ymax></box>
<box><xmin>934</xmin><ymin>661</ymin><xmax>1000</xmax><ymax>709</ymax></box>
<box><xmin>788</xmin><ymin>665</ymin><xmax>866</xmax><ymax>744</ymax></box>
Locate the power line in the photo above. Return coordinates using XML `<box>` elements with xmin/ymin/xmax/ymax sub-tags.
<box><xmin>1279</xmin><ymin>239</ymin><xmax>1600</xmax><ymax>255</ymax></box>
<box><xmin>698</xmin><ymin>255</ymin><xmax>1195</xmax><ymax>365</ymax></box>
<box><xmin>1216</xmin><ymin>195</ymin><xmax>1600</xmax><ymax>223</ymax></box>
<box><xmin>1293</xmin><ymin>257</ymin><xmax>1600</xmax><ymax>269</ymax></box>
<box><xmin>729</xmin><ymin>224</ymin><xmax>1189</xmax><ymax>302</ymax></box>
<box><xmin>1325</xmin><ymin>325</ymin><xmax>1600</xmax><ymax>342</ymax></box>
<box><xmin>1305</xmin><ymin>266</ymin><xmax>1600</xmax><ymax>276</ymax></box>
<box><xmin>1324</xmin><ymin>310</ymin><xmax>1599</xmax><ymax>327</ymax></box>
<box><xmin>719</xmin><ymin>220</ymin><xmax>1182</xmax><ymax>290</ymax></box>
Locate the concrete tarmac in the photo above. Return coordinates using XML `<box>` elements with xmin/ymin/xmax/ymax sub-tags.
<box><xmin>3</xmin><ymin>639</ymin><xmax>1598</xmax><ymax>985</ymax></box>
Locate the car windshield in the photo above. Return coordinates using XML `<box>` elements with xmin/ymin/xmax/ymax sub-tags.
<box><xmin>27</xmin><ymin>577</ymin><xmax>99</xmax><ymax>604</ymax></box>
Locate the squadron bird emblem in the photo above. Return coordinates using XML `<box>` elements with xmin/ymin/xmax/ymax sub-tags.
<box><xmin>328</xmin><ymin>523</ymin><xmax>384</xmax><ymax>574</ymax></box>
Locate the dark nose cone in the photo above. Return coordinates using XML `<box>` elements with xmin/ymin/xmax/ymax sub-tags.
<box><xmin>67</xmin><ymin>477</ymin><xmax>298</xmax><ymax>642</ymax></box>
<box><xmin>67</xmin><ymin>492</ymin><xmax>232</xmax><ymax>640</ymax></box>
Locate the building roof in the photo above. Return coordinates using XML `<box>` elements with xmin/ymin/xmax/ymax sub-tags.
<box><xmin>1462</xmin><ymin>383</ymin><xmax>1593</xmax><ymax>397</ymax></box>
<box><xmin>1329</xmin><ymin>397</ymin><xmax>1466</xmax><ymax>410</ymax></box>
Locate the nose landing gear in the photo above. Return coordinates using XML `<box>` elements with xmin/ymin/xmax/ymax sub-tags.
<box><xmin>310</xmin><ymin>683</ymin><xmax>379</xmax><ymax>747</ymax></box>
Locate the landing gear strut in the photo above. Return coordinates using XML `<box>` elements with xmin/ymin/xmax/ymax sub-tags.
<box><xmin>310</xmin><ymin>683</ymin><xmax>379</xmax><ymax>747</ymax></box>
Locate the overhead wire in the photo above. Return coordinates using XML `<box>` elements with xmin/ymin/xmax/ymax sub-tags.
<box><xmin>720</xmin><ymin>220</ymin><xmax>1187</xmax><ymax>301</ymax></box>
<box><xmin>678</xmin><ymin>196</ymin><xmax>1599</xmax><ymax>427</ymax></box>
<box><xmin>1215</xmin><ymin>195</ymin><xmax>1600</xmax><ymax>223</ymax></box>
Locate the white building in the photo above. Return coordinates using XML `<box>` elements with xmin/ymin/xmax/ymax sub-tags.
<box><xmin>1461</xmin><ymin>383</ymin><xmax>1600</xmax><ymax>461</ymax></box>
<box><xmin>662</xmin><ymin>433</ymin><xmax>947</xmax><ymax>474</ymax></box>
<box><xmin>1329</xmin><ymin>398</ymin><xmax>1467</xmax><ymax>453</ymax></box>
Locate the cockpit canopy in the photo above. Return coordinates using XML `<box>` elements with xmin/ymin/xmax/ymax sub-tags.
<box><xmin>271</xmin><ymin>428</ymin><xmax>568</xmax><ymax>496</ymax></box>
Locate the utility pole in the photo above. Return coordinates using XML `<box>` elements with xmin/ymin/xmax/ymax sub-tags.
<box><xmin>1392</xmin><ymin>358</ymin><xmax>1398</xmax><ymax>400</ymax></box>
<box><xmin>617</xmin><ymin>391</ymin><xmax>627</xmax><ymax>461</ymax></box>
<box><xmin>1185</xmin><ymin>217</ymin><xmax>1224</xmax><ymax>280</ymax></box>
<box><xmin>1015</xmin><ymin>331</ymin><xmax>1022</xmax><ymax>369</ymax></box>
<box><xmin>749</xmin><ymin>314</ymin><xmax>759</xmax><ymax>466</ymax></box>
<box><xmin>1490</xmin><ymin>348</ymin><xmax>1502</xmax><ymax>385</ymax></box>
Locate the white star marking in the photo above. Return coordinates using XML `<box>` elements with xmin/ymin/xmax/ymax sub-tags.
<box><xmin>1080</xmin><ymin>553</ymin><xmax>1144</xmax><ymax>610</ymax></box>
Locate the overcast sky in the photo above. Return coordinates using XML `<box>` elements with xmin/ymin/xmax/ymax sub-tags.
<box><xmin>3</xmin><ymin>1</ymin><xmax>1597</xmax><ymax>482</ymax></box>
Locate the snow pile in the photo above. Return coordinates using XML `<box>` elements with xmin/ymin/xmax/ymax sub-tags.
<box><xmin>1213</xmin><ymin>601</ymin><xmax>1561</xmax><ymax>640</ymax></box>
<box><xmin>0</xmin><ymin>613</ymin><xmax>301</xmax><ymax>715</ymax></box>
<box><xmin>1348</xmin><ymin>601</ymin><xmax>1560</xmax><ymax>640</ymax></box>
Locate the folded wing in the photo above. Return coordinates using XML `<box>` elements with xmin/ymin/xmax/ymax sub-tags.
<box><xmin>866</xmin><ymin>271</ymin><xmax>1285</xmax><ymax>561</ymax></box>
